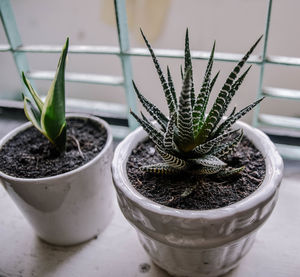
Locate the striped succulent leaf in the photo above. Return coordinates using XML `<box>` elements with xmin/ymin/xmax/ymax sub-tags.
<box><xmin>192</xmin><ymin>44</ymin><xmax>217</xmax><ymax>137</ymax></box>
<box><xmin>192</xmin><ymin>90</ymin><xmax>207</xmax><ymax>138</ymax></box>
<box><xmin>163</xmin><ymin>112</ymin><xmax>177</xmax><ymax>152</ymax></box>
<box><xmin>229</xmin><ymin>66</ymin><xmax>252</xmax><ymax>98</ymax></box>
<box><xmin>209</xmin><ymin>71</ymin><xmax>220</xmax><ymax>92</ymax></box>
<box><xmin>213</xmin><ymin>130</ymin><xmax>244</xmax><ymax>158</ymax></box>
<box><xmin>141</xmin><ymin>163</ymin><xmax>182</xmax><ymax>175</ymax></box>
<box><xmin>192</xmin><ymin>129</ymin><xmax>240</xmax><ymax>155</ymax></box>
<box><xmin>167</xmin><ymin>66</ymin><xmax>178</xmax><ymax>110</ymax></box>
<box><xmin>184</xmin><ymin>29</ymin><xmax>195</xmax><ymax>107</ymax></box>
<box><xmin>194</xmin><ymin>70</ymin><xmax>221</xmax><ymax>139</ymax></box>
<box><xmin>132</xmin><ymin>30</ymin><xmax>264</xmax><ymax>177</ymax></box>
<box><xmin>130</xmin><ymin>110</ymin><xmax>164</xmax><ymax>149</ymax></box>
<box><xmin>140</xmin><ymin>29</ymin><xmax>176</xmax><ymax>115</ymax></box>
<box><xmin>180</xmin><ymin>65</ymin><xmax>184</xmax><ymax>80</ymax></box>
<box><xmin>177</xmin><ymin>67</ymin><xmax>194</xmax><ymax>150</ymax></box>
<box><xmin>228</xmin><ymin>106</ymin><xmax>237</xmax><ymax>118</ymax></box>
<box><xmin>217</xmin><ymin>66</ymin><xmax>252</xmax><ymax>119</ymax></box>
<box><xmin>132</xmin><ymin>81</ymin><xmax>168</xmax><ymax>131</ymax></box>
<box><xmin>214</xmin><ymin>97</ymin><xmax>264</xmax><ymax>137</ymax></box>
<box><xmin>156</xmin><ymin>146</ymin><xmax>187</xmax><ymax>169</ymax></box>
<box><xmin>196</xmin><ymin>36</ymin><xmax>262</xmax><ymax>144</ymax></box>
<box><xmin>207</xmin><ymin>66</ymin><xmax>252</xmax><ymax>136</ymax></box>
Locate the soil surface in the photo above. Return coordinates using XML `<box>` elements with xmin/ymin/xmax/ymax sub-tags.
<box><xmin>127</xmin><ymin>137</ymin><xmax>266</xmax><ymax>210</ymax></box>
<box><xmin>0</xmin><ymin>118</ymin><xmax>107</xmax><ymax>178</ymax></box>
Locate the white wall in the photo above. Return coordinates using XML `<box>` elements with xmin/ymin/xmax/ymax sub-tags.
<box><xmin>0</xmin><ymin>0</ymin><xmax>299</xmax><ymax>123</ymax></box>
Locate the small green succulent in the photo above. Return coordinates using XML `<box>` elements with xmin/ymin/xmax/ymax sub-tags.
<box><xmin>130</xmin><ymin>30</ymin><xmax>264</xmax><ymax>177</ymax></box>
<box><xmin>22</xmin><ymin>38</ymin><xmax>69</xmax><ymax>153</ymax></box>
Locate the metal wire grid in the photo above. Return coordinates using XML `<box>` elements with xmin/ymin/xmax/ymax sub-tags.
<box><xmin>0</xmin><ymin>0</ymin><xmax>299</xmax><ymax>157</ymax></box>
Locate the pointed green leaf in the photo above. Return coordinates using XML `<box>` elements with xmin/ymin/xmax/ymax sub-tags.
<box><xmin>214</xmin><ymin>66</ymin><xmax>252</xmax><ymax>128</ymax></box>
<box><xmin>228</xmin><ymin>106</ymin><xmax>237</xmax><ymax>118</ymax></box>
<box><xmin>198</xmin><ymin>66</ymin><xmax>251</xmax><ymax>143</ymax></box>
<box><xmin>213</xmin><ymin>130</ymin><xmax>243</xmax><ymax>158</ymax></box>
<box><xmin>23</xmin><ymin>95</ymin><xmax>43</xmax><ymax>134</ymax></box>
<box><xmin>130</xmin><ymin>110</ymin><xmax>164</xmax><ymax>149</ymax></box>
<box><xmin>180</xmin><ymin>65</ymin><xmax>184</xmax><ymax>80</ymax></box>
<box><xmin>218</xmin><ymin>36</ymin><xmax>262</xmax><ymax>97</ymax></box>
<box><xmin>228</xmin><ymin>65</ymin><xmax>252</xmax><ymax>97</ymax></box>
<box><xmin>214</xmin><ymin>97</ymin><xmax>264</xmax><ymax>137</ymax></box>
<box><xmin>163</xmin><ymin>112</ymin><xmax>177</xmax><ymax>152</ymax></box>
<box><xmin>184</xmin><ymin>29</ymin><xmax>195</xmax><ymax>107</ymax></box>
<box><xmin>22</xmin><ymin>72</ymin><xmax>43</xmax><ymax>112</ymax></box>
<box><xmin>156</xmin><ymin>146</ymin><xmax>186</xmax><ymax>169</ymax></box>
<box><xmin>230</xmin><ymin>35</ymin><xmax>262</xmax><ymax>81</ymax></box>
<box><xmin>192</xmin><ymin>43</ymin><xmax>217</xmax><ymax>137</ymax></box>
<box><xmin>41</xmin><ymin>38</ymin><xmax>68</xmax><ymax>151</ymax></box>
<box><xmin>203</xmin><ymin>41</ymin><xmax>216</xmax><ymax>79</ymax></box>
<box><xmin>194</xmin><ymin>71</ymin><xmax>221</xmax><ymax>141</ymax></box>
<box><xmin>193</xmin><ymin>129</ymin><xmax>240</xmax><ymax>155</ymax></box>
<box><xmin>132</xmin><ymin>81</ymin><xmax>168</xmax><ymax>131</ymax></box>
<box><xmin>192</xmin><ymin>90</ymin><xmax>206</xmax><ymax>138</ymax></box>
<box><xmin>209</xmin><ymin>70</ymin><xmax>220</xmax><ymax>93</ymax></box>
<box><xmin>140</xmin><ymin>29</ymin><xmax>176</xmax><ymax>115</ymax></box>
<box><xmin>177</xmin><ymin>66</ymin><xmax>194</xmax><ymax>151</ymax></box>
<box><xmin>167</xmin><ymin>66</ymin><xmax>178</xmax><ymax>109</ymax></box>
<box><xmin>196</xmin><ymin>37</ymin><xmax>262</xmax><ymax>143</ymax></box>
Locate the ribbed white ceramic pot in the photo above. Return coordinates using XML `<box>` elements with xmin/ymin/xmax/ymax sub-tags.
<box><xmin>112</xmin><ymin>120</ymin><xmax>283</xmax><ymax>277</ymax></box>
<box><xmin>0</xmin><ymin>114</ymin><xmax>114</xmax><ymax>246</ymax></box>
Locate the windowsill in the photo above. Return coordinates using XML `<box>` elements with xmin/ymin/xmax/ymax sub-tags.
<box><xmin>0</xmin><ymin>109</ymin><xmax>299</xmax><ymax>277</ymax></box>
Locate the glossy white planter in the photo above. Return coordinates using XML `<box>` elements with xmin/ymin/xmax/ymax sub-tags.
<box><xmin>0</xmin><ymin>114</ymin><xmax>114</xmax><ymax>246</ymax></box>
<box><xmin>112</xmin><ymin>121</ymin><xmax>283</xmax><ymax>277</ymax></box>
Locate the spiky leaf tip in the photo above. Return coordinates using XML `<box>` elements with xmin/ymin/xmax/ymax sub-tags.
<box><xmin>216</xmin><ymin>166</ymin><xmax>245</xmax><ymax>177</ymax></box>
<box><xmin>184</xmin><ymin>28</ymin><xmax>195</xmax><ymax>107</ymax></box>
<box><xmin>132</xmin><ymin>80</ymin><xmax>168</xmax><ymax>131</ymax></box>
<box><xmin>22</xmin><ymin>38</ymin><xmax>69</xmax><ymax>152</ymax></box>
<box><xmin>130</xmin><ymin>110</ymin><xmax>164</xmax><ymax>149</ymax></box>
<box><xmin>140</xmin><ymin>28</ymin><xmax>176</xmax><ymax>115</ymax></box>
<box><xmin>196</xmin><ymin>37</ymin><xmax>262</xmax><ymax>144</ymax></box>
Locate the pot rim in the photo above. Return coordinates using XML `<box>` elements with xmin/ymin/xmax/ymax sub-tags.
<box><xmin>0</xmin><ymin>113</ymin><xmax>112</xmax><ymax>182</ymax></box>
<box><xmin>112</xmin><ymin>120</ymin><xmax>284</xmax><ymax>221</ymax></box>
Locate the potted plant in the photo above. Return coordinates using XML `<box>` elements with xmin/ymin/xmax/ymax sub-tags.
<box><xmin>0</xmin><ymin>38</ymin><xmax>114</xmax><ymax>246</ymax></box>
<box><xmin>112</xmin><ymin>30</ymin><xmax>283</xmax><ymax>277</ymax></box>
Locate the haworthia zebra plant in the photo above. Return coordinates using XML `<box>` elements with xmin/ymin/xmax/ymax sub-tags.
<box><xmin>130</xmin><ymin>29</ymin><xmax>264</xmax><ymax>177</ymax></box>
<box><xmin>22</xmin><ymin>38</ymin><xmax>69</xmax><ymax>153</ymax></box>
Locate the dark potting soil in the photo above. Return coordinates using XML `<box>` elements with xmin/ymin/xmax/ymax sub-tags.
<box><xmin>127</xmin><ymin>137</ymin><xmax>266</xmax><ymax>210</ymax></box>
<box><xmin>0</xmin><ymin>118</ymin><xmax>107</xmax><ymax>178</ymax></box>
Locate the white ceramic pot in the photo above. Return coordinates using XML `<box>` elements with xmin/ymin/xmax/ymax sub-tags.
<box><xmin>112</xmin><ymin>121</ymin><xmax>284</xmax><ymax>277</ymax></box>
<box><xmin>0</xmin><ymin>114</ymin><xmax>114</xmax><ymax>246</ymax></box>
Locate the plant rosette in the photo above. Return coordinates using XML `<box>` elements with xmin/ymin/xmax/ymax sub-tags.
<box><xmin>0</xmin><ymin>113</ymin><xmax>114</xmax><ymax>246</ymax></box>
<box><xmin>112</xmin><ymin>120</ymin><xmax>283</xmax><ymax>277</ymax></box>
